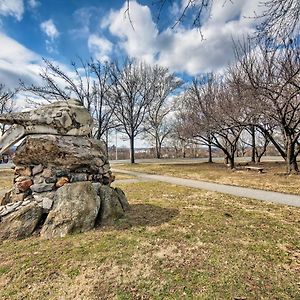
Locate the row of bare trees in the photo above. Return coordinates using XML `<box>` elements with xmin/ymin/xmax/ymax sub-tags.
<box><xmin>174</xmin><ymin>38</ymin><xmax>300</xmax><ymax>173</ymax></box>
<box><xmin>20</xmin><ymin>58</ymin><xmax>181</xmax><ymax>163</ymax></box>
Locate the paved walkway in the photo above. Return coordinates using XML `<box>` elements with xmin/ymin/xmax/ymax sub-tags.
<box><xmin>112</xmin><ymin>168</ymin><xmax>300</xmax><ymax>208</ymax></box>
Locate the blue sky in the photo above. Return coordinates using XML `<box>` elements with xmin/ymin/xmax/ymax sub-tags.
<box><xmin>0</xmin><ymin>0</ymin><xmax>267</xmax><ymax>91</ymax></box>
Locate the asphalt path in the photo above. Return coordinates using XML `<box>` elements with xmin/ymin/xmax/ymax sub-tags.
<box><xmin>113</xmin><ymin>168</ymin><xmax>300</xmax><ymax>208</ymax></box>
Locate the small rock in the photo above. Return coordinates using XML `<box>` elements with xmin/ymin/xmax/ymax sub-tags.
<box><xmin>32</xmin><ymin>164</ymin><xmax>44</xmax><ymax>176</ymax></box>
<box><xmin>15</xmin><ymin>176</ymin><xmax>31</xmax><ymax>183</ymax></box>
<box><xmin>33</xmin><ymin>175</ymin><xmax>44</xmax><ymax>184</ymax></box>
<box><xmin>15</xmin><ymin>166</ymin><xmax>31</xmax><ymax>177</ymax></box>
<box><xmin>55</xmin><ymin>177</ymin><xmax>69</xmax><ymax>188</ymax></box>
<box><xmin>42</xmin><ymin>198</ymin><xmax>53</xmax><ymax>210</ymax></box>
<box><xmin>30</xmin><ymin>183</ymin><xmax>54</xmax><ymax>193</ymax></box>
<box><xmin>70</xmin><ymin>173</ymin><xmax>88</xmax><ymax>182</ymax></box>
<box><xmin>0</xmin><ymin>190</ymin><xmax>12</xmax><ymax>206</ymax></box>
<box><xmin>22</xmin><ymin>200</ymin><xmax>31</xmax><ymax>206</ymax></box>
<box><xmin>45</xmin><ymin>176</ymin><xmax>57</xmax><ymax>184</ymax></box>
<box><xmin>11</xmin><ymin>192</ymin><xmax>26</xmax><ymax>203</ymax></box>
<box><xmin>55</xmin><ymin>170</ymin><xmax>69</xmax><ymax>177</ymax></box>
<box><xmin>15</xmin><ymin>179</ymin><xmax>33</xmax><ymax>192</ymax></box>
<box><xmin>41</xmin><ymin>168</ymin><xmax>53</xmax><ymax>178</ymax></box>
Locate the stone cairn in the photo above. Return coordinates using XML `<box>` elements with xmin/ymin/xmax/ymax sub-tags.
<box><xmin>0</xmin><ymin>100</ymin><xmax>130</xmax><ymax>240</ymax></box>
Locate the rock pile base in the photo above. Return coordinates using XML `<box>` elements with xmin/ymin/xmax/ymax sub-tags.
<box><xmin>0</xmin><ymin>134</ymin><xmax>130</xmax><ymax>240</ymax></box>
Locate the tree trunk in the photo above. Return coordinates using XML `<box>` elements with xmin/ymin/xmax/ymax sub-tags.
<box><xmin>182</xmin><ymin>146</ymin><xmax>186</xmax><ymax>158</ymax></box>
<box><xmin>251</xmin><ymin>125</ymin><xmax>256</xmax><ymax>163</ymax></box>
<box><xmin>130</xmin><ymin>135</ymin><xmax>135</xmax><ymax>164</ymax></box>
<box><xmin>228</xmin><ymin>155</ymin><xmax>235</xmax><ymax>169</ymax></box>
<box><xmin>224</xmin><ymin>156</ymin><xmax>228</xmax><ymax>165</ymax></box>
<box><xmin>286</xmin><ymin>141</ymin><xmax>299</xmax><ymax>174</ymax></box>
<box><xmin>208</xmin><ymin>143</ymin><xmax>213</xmax><ymax>163</ymax></box>
<box><xmin>155</xmin><ymin>137</ymin><xmax>161</xmax><ymax>159</ymax></box>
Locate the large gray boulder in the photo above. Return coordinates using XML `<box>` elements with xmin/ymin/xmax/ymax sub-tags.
<box><xmin>0</xmin><ymin>202</ymin><xmax>43</xmax><ymax>240</ymax></box>
<box><xmin>97</xmin><ymin>186</ymin><xmax>130</xmax><ymax>225</ymax></box>
<box><xmin>13</xmin><ymin>135</ymin><xmax>107</xmax><ymax>173</ymax></box>
<box><xmin>40</xmin><ymin>182</ymin><xmax>101</xmax><ymax>238</ymax></box>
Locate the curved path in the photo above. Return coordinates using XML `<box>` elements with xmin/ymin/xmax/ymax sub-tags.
<box><xmin>112</xmin><ymin>168</ymin><xmax>300</xmax><ymax>208</ymax></box>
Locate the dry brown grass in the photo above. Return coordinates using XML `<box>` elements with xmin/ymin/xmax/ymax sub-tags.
<box><xmin>115</xmin><ymin>161</ymin><xmax>300</xmax><ymax>195</ymax></box>
<box><xmin>112</xmin><ymin>172</ymin><xmax>136</xmax><ymax>180</ymax></box>
<box><xmin>0</xmin><ymin>181</ymin><xmax>299</xmax><ymax>299</ymax></box>
<box><xmin>0</xmin><ymin>169</ymin><xmax>14</xmax><ymax>192</ymax></box>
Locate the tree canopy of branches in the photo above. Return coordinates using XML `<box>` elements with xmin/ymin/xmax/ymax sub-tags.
<box><xmin>235</xmin><ymin>39</ymin><xmax>300</xmax><ymax>173</ymax></box>
<box><xmin>143</xmin><ymin>66</ymin><xmax>182</xmax><ymax>158</ymax></box>
<box><xmin>21</xmin><ymin>58</ymin><xmax>116</xmax><ymax>142</ymax></box>
<box><xmin>109</xmin><ymin>59</ymin><xmax>156</xmax><ymax>163</ymax></box>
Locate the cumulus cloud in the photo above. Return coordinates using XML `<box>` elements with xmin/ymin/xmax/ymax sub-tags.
<box><xmin>0</xmin><ymin>0</ymin><xmax>24</xmax><ymax>21</ymax></box>
<box><xmin>104</xmin><ymin>1</ymin><xmax>158</xmax><ymax>64</ymax></box>
<box><xmin>0</xmin><ymin>32</ymin><xmax>42</xmax><ymax>89</ymax></box>
<box><xmin>40</xmin><ymin>19</ymin><xmax>60</xmax><ymax>53</ymax></box>
<box><xmin>104</xmin><ymin>0</ymin><xmax>263</xmax><ymax>75</ymax></box>
<box><xmin>88</xmin><ymin>34</ymin><xmax>113</xmax><ymax>62</ymax></box>
<box><xmin>40</xmin><ymin>19</ymin><xmax>59</xmax><ymax>40</ymax></box>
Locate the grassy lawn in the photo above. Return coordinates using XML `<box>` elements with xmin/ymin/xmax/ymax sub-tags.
<box><xmin>114</xmin><ymin>161</ymin><xmax>300</xmax><ymax>195</ymax></box>
<box><xmin>0</xmin><ymin>181</ymin><xmax>299</xmax><ymax>299</ymax></box>
<box><xmin>113</xmin><ymin>172</ymin><xmax>136</xmax><ymax>180</ymax></box>
<box><xmin>0</xmin><ymin>169</ymin><xmax>14</xmax><ymax>190</ymax></box>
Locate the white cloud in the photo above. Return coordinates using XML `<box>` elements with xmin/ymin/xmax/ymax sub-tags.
<box><xmin>0</xmin><ymin>32</ymin><xmax>42</xmax><ymax>89</ymax></box>
<box><xmin>40</xmin><ymin>19</ymin><xmax>59</xmax><ymax>53</ymax></box>
<box><xmin>105</xmin><ymin>1</ymin><xmax>158</xmax><ymax>64</ymax></box>
<box><xmin>0</xmin><ymin>0</ymin><xmax>24</xmax><ymax>21</ymax></box>
<box><xmin>40</xmin><ymin>19</ymin><xmax>59</xmax><ymax>41</ymax></box>
<box><xmin>88</xmin><ymin>34</ymin><xmax>113</xmax><ymax>62</ymax></box>
<box><xmin>28</xmin><ymin>0</ymin><xmax>40</xmax><ymax>9</ymax></box>
<box><xmin>104</xmin><ymin>0</ymin><xmax>264</xmax><ymax>75</ymax></box>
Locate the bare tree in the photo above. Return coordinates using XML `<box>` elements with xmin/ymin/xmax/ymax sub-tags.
<box><xmin>185</xmin><ymin>74</ymin><xmax>251</xmax><ymax>168</ymax></box>
<box><xmin>235</xmin><ymin>39</ymin><xmax>300</xmax><ymax>173</ymax></box>
<box><xmin>109</xmin><ymin>59</ymin><xmax>155</xmax><ymax>163</ymax></box>
<box><xmin>257</xmin><ymin>0</ymin><xmax>300</xmax><ymax>39</ymax></box>
<box><xmin>0</xmin><ymin>84</ymin><xmax>16</xmax><ymax>135</ymax></box>
<box><xmin>144</xmin><ymin>66</ymin><xmax>182</xmax><ymax>158</ymax></box>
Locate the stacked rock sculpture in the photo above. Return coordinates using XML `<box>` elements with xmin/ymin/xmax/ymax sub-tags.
<box><xmin>0</xmin><ymin>100</ymin><xmax>129</xmax><ymax>240</ymax></box>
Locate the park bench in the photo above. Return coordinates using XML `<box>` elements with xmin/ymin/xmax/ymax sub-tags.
<box><xmin>245</xmin><ymin>166</ymin><xmax>264</xmax><ymax>173</ymax></box>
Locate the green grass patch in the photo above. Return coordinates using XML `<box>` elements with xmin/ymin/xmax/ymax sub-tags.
<box><xmin>0</xmin><ymin>181</ymin><xmax>299</xmax><ymax>299</ymax></box>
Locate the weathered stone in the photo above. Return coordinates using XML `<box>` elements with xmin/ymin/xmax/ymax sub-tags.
<box><xmin>114</xmin><ymin>187</ymin><xmax>130</xmax><ymax>212</ymax></box>
<box><xmin>33</xmin><ymin>175</ymin><xmax>44</xmax><ymax>184</ymax></box>
<box><xmin>0</xmin><ymin>190</ymin><xmax>12</xmax><ymax>206</ymax></box>
<box><xmin>0</xmin><ymin>100</ymin><xmax>93</xmax><ymax>156</ymax></box>
<box><xmin>42</xmin><ymin>198</ymin><xmax>53</xmax><ymax>210</ymax></box>
<box><xmin>97</xmin><ymin>186</ymin><xmax>127</xmax><ymax>225</ymax></box>
<box><xmin>13</xmin><ymin>135</ymin><xmax>107</xmax><ymax>172</ymax></box>
<box><xmin>11</xmin><ymin>192</ymin><xmax>26</xmax><ymax>203</ymax></box>
<box><xmin>70</xmin><ymin>173</ymin><xmax>88</xmax><ymax>182</ymax></box>
<box><xmin>0</xmin><ymin>203</ymin><xmax>43</xmax><ymax>240</ymax></box>
<box><xmin>30</xmin><ymin>183</ymin><xmax>54</xmax><ymax>193</ymax></box>
<box><xmin>15</xmin><ymin>176</ymin><xmax>30</xmax><ymax>183</ymax></box>
<box><xmin>32</xmin><ymin>164</ymin><xmax>43</xmax><ymax>176</ymax></box>
<box><xmin>45</xmin><ymin>176</ymin><xmax>57</xmax><ymax>184</ymax></box>
<box><xmin>41</xmin><ymin>168</ymin><xmax>53</xmax><ymax>178</ymax></box>
<box><xmin>40</xmin><ymin>182</ymin><xmax>101</xmax><ymax>238</ymax></box>
<box><xmin>15</xmin><ymin>166</ymin><xmax>31</xmax><ymax>177</ymax></box>
<box><xmin>55</xmin><ymin>170</ymin><xmax>69</xmax><ymax>177</ymax></box>
<box><xmin>55</xmin><ymin>177</ymin><xmax>69</xmax><ymax>188</ymax></box>
<box><xmin>15</xmin><ymin>179</ymin><xmax>33</xmax><ymax>192</ymax></box>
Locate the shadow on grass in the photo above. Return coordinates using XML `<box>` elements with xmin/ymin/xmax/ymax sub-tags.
<box><xmin>108</xmin><ymin>204</ymin><xmax>179</xmax><ymax>230</ymax></box>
